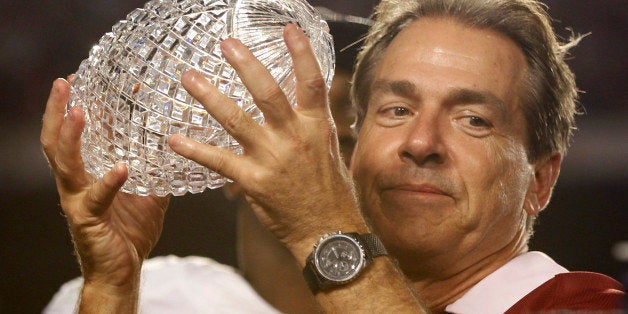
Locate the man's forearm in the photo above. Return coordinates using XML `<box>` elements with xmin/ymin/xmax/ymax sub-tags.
<box><xmin>313</xmin><ymin>257</ymin><xmax>427</xmax><ymax>313</ymax></box>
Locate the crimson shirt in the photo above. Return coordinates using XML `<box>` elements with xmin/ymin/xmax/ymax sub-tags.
<box><xmin>506</xmin><ymin>271</ymin><xmax>625</xmax><ymax>313</ymax></box>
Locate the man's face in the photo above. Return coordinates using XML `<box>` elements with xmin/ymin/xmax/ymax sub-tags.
<box><xmin>350</xmin><ymin>17</ymin><xmax>535</xmax><ymax>276</ymax></box>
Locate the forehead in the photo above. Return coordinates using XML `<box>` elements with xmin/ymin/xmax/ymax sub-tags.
<box><xmin>373</xmin><ymin>17</ymin><xmax>528</xmax><ymax>104</ymax></box>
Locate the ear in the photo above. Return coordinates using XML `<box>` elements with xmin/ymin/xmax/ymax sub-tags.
<box><xmin>523</xmin><ymin>153</ymin><xmax>562</xmax><ymax>216</ymax></box>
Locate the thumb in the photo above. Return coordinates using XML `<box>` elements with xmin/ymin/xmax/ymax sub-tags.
<box><xmin>84</xmin><ymin>163</ymin><xmax>128</xmax><ymax>216</ymax></box>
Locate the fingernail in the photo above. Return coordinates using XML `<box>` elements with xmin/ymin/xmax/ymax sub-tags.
<box><xmin>114</xmin><ymin>162</ymin><xmax>126</xmax><ymax>174</ymax></box>
<box><xmin>286</xmin><ymin>23</ymin><xmax>304</xmax><ymax>40</ymax></box>
<box><xmin>168</xmin><ymin>134</ymin><xmax>184</xmax><ymax>148</ymax></box>
<box><xmin>220</xmin><ymin>38</ymin><xmax>244</xmax><ymax>60</ymax></box>
<box><xmin>221</xmin><ymin>38</ymin><xmax>236</xmax><ymax>52</ymax></box>
<box><xmin>182</xmin><ymin>70</ymin><xmax>198</xmax><ymax>84</ymax></box>
<box><xmin>52</xmin><ymin>78</ymin><xmax>63</xmax><ymax>92</ymax></box>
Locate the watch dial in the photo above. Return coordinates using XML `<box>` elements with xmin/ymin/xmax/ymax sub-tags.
<box><xmin>316</xmin><ymin>236</ymin><xmax>364</xmax><ymax>282</ymax></box>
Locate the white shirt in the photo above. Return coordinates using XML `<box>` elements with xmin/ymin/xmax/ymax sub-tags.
<box><xmin>44</xmin><ymin>255</ymin><xmax>280</xmax><ymax>314</ymax></box>
<box><xmin>445</xmin><ymin>251</ymin><xmax>568</xmax><ymax>314</ymax></box>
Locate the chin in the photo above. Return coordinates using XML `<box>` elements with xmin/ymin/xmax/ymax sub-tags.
<box><xmin>379</xmin><ymin>199</ymin><xmax>455</xmax><ymax>226</ymax></box>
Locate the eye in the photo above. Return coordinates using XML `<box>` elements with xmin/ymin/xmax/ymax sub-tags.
<box><xmin>380</xmin><ymin>106</ymin><xmax>412</xmax><ymax>118</ymax></box>
<box><xmin>389</xmin><ymin>107</ymin><xmax>410</xmax><ymax>117</ymax></box>
<box><xmin>455</xmin><ymin>113</ymin><xmax>493</xmax><ymax>137</ymax></box>
<box><xmin>391</xmin><ymin>107</ymin><xmax>411</xmax><ymax>117</ymax></box>
<box><xmin>466</xmin><ymin>116</ymin><xmax>490</xmax><ymax>128</ymax></box>
<box><xmin>375</xmin><ymin>103</ymin><xmax>414</xmax><ymax>127</ymax></box>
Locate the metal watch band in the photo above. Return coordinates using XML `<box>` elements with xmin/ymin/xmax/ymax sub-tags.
<box><xmin>303</xmin><ymin>258</ymin><xmax>327</xmax><ymax>294</ymax></box>
<box><xmin>357</xmin><ymin>233</ymin><xmax>388</xmax><ymax>259</ymax></box>
<box><xmin>302</xmin><ymin>232</ymin><xmax>387</xmax><ymax>294</ymax></box>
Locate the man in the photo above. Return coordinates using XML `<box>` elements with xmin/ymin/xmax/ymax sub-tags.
<box><xmin>41</xmin><ymin>0</ymin><xmax>624</xmax><ymax>313</ymax></box>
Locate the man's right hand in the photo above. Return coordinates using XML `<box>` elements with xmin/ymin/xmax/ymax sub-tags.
<box><xmin>41</xmin><ymin>78</ymin><xmax>170</xmax><ymax>312</ymax></box>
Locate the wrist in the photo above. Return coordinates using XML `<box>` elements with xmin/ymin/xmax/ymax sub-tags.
<box><xmin>80</xmin><ymin>280</ymin><xmax>139</xmax><ymax>313</ymax></box>
<box><xmin>286</xmin><ymin>219</ymin><xmax>372</xmax><ymax>268</ymax></box>
<box><xmin>76</xmin><ymin>249</ymin><xmax>144</xmax><ymax>290</ymax></box>
<box><xmin>302</xmin><ymin>231</ymin><xmax>388</xmax><ymax>294</ymax></box>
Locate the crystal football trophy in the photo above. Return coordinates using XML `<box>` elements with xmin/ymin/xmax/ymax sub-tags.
<box><xmin>68</xmin><ymin>0</ymin><xmax>335</xmax><ymax>196</ymax></box>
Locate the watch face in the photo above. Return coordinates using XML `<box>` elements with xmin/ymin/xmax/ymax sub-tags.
<box><xmin>315</xmin><ymin>234</ymin><xmax>365</xmax><ymax>282</ymax></box>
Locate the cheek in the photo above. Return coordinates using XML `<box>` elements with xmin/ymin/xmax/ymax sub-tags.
<box><xmin>447</xmin><ymin>138</ymin><xmax>530</xmax><ymax>249</ymax></box>
<box><xmin>452</xmin><ymin>135</ymin><xmax>529</xmax><ymax>214</ymax></box>
<box><xmin>498</xmin><ymin>149</ymin><xmax>533</xmax><ymax>213</ymax></box>
<box><xmin>351</xmin><ymin>136</ymin><xmax>380</xmax><ymax>186</ymax></box>
<box><xmin>463</xmin><ymin>138</ymin><xmax>530</xmax><ymax>213</ymax></box>
<box><xmin>351</xmin><ymin>122</ymin><xmax>380</xmax><ymax>173</ymax></box>
<box><xmin>351</xmin><ymin>126</ymin><xmax>399</xmax><ymax>200</ymax></box>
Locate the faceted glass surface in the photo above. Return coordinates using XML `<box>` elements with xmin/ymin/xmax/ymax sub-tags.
<box><xmin>68</xmin><ymin>0</ymin><xmax>334</xmax><ymax>196</ymax></box>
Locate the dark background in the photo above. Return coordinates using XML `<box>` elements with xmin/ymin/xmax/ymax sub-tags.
<box><xmin>0</xmin><ymin>0</ymin><xmax>625</xmax><ymax>313</ymax></box>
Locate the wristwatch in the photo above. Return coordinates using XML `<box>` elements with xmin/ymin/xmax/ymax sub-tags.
<box><xmin>302</xmin><ymin>231</ymin><xmax>388</xmax><ymax>294</ymax></box>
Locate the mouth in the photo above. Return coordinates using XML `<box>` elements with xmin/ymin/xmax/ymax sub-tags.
<box><xmin>385</xmin><ymin>183</ymin><xmax>449</xmax><ymax>196</ymax></box>
<box><xmin>378</xmin><ymin>181</ymin><xmax>457</xmax><ymax>207</ymax></box>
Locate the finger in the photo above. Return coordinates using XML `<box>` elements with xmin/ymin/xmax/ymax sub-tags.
<box><xmin>283</xmin><ymin>24</ymin><xmax>329</xmax><ymax>115</ymax></box>
<box><xmin>41</xmin><ymin>78</ymin><xmax>70</xmax><ymax>165</ymax></box>
<box><xmin>83</xmin><ymin>163</ymin><xmax>128</xmax><ymax>216</ymax></box>
<box><xmin>181</xmin><ymin>70</ymin><xmax>261</xmax><ymax>148</ymax></box>
<box><xmin>220</xmin><ymin>38</ymin><xmax>296</xmax><ymax>126</ymax></box>
<box><xmin>223</xmin><ymin>182</ymin><xmax>244</xmax><ymax>201</ymax></box>
<box><xmin>55</xmin><ymin>106</ymin><xmax>89</xmax><ymax>191</ymax></box>
<box><xmin>168</xmin><ymin>133</ymin><xmax>245</xmax><ymax>182</ymax></box>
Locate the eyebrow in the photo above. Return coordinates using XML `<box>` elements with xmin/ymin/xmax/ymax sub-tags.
<box><xmin>371</xmin><ymin>79</ymin><xmax>417</xmax><ymax>100</ymax></box>
<box><xmin>447</xmin><ymin>88</ymin><xmax>509</xmax><ymax>114</ymax></box>
<box><xmin>370</xmin><ymin>79</ymin><xmax>510</xmax><ymax>117</ymax></box>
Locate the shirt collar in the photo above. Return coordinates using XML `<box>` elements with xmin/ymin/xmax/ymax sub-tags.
<box><xmin>444</xmin><ymin>251</ymin><xmax>568</xmax><ymax>314</ymax></box>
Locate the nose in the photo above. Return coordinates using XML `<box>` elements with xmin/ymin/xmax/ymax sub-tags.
<box><xmin>398</xmin><ymin>110</ymin><xmax>447</xmax><ymax>166</ymax></box>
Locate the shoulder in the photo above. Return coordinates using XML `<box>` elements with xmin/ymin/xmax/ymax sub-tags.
<box><xmin>506</xmin><ymin>271</ymin><xmax>625</xmax><ymax>313</ymax></box>
<box><xmin>44</xmin><ymin>256</ymin><xmax>279</xmax><ymax>314</ymax></box>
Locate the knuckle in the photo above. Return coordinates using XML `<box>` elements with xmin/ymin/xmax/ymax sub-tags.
<box><xmin>249</xmin><ymin>169</ymin><xmax>269</xmax><ymax>187</ymax></box>
<box><xmin>40</xmin><ymin>134</ymin><xmax>54</xmax><ymax>151</ymax></box>
<box><xmin>86</xmin><ymin>187</ymin><xmax>105</xmax><ymax>208</ymax></box>
<box><xmin>197</xmin><ymin>87</ymin><xmax>220</xmax><ymax>105</ymax></box>
<box><xmin>222</xmin><ymin>109</ymin><xmax>247</xmax><ymax>131</ymax></box>
<box><xmin>84</xmin><ymin>187</ymin><xmax>111</xmax><ymax>213</ymax></box>
<box><xmin>239</xmin><ymin>55</ymin><xmax>259</xmax><ymax>70</ymax></box>
<box><xmin>53</xmin><ymin>154</ymin><xmax>82</xmax><ymax>178</ymax></box>
<box><xmin>53</xmin><ymin>155</ymin><xmax>71</xmax><ymax>176</ymax></box>
<box><xmin>302</xmin><ymin>76</ymin><xmax>327</xmax><ymax>93</ymax></box>
<box><xmin>100</xmin><ymin>170</ymin><xmax>118</xmax><ymax>190</ymax></box>
<box><xmin>209</xmin><ymin>150</ymin><xmax>229</xmax><ymax>174</ymax></box>
<box><xmin>255</xmin><ymin>85</ymin><xmax>286</xmax><ymax>106</ymax></box>
<box><xmin>212</xmin><ymin>152</ymin><xmax>226</xmax><ymax>169</ymax></box>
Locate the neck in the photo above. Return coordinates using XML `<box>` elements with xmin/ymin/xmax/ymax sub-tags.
<box><xmin>405</xmin><ymin>232</ymin><xmax>529</xmax><ymax>313</ymax></box>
